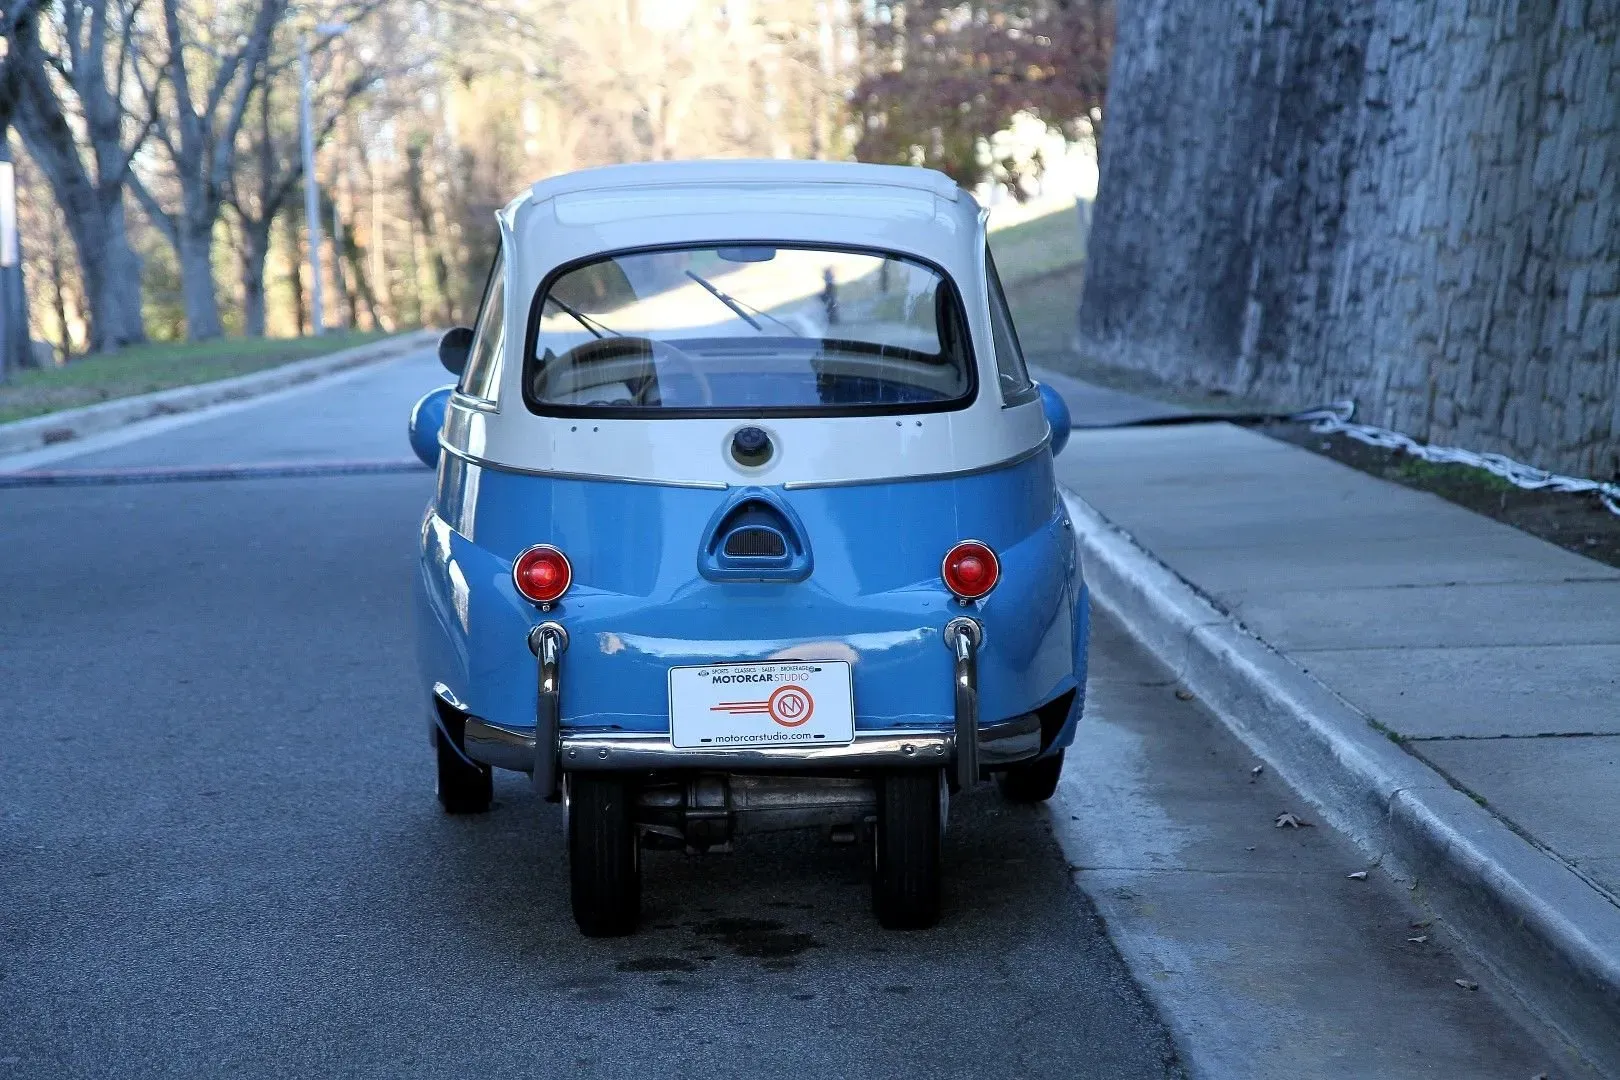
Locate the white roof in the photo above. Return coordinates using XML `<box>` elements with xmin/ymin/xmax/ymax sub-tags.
<box><xmin>497</xmin><ymin>160</ymin><xmax>987</xmax><ymax>296</ymax></box>
<box><xmin>448</xmin><ymin>160</ymin><xmax>1047</xmax><ymax>489</ymax></box>
<box><xmin>524</xmin><ymin>159</ymin><xmax>966</xmax><ymax>205</ymax></box>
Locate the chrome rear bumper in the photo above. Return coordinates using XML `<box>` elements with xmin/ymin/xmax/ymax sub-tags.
<box><xmin>448</xmin><ymin>614</ymin><xmax>1040</xmax><ymax>784</ymax></box>
<box><xmin>461</xmin><ymin>711</ymin><xmax>1040</xmax><ymax>774</ymax></box>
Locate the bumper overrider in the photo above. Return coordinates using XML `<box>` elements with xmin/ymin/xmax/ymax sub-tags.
<box><xmin>449</xmin><ymin>617</ymin><xmax>1038</xmax><ymax>800</ymax></box>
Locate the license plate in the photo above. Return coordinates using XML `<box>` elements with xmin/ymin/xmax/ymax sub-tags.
<box><xmin>669</xmin><ymin>660</ymin><xmax>855</xmax><ymax>750</ymax></box>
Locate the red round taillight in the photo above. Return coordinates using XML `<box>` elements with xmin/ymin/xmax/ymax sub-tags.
<box><xmin>512</xmin><ymin>544</ymin><xmax>572</xmax><ymax>606</ymax></box>
<box><xmin>942</xmin><ymin>540</ymin><xmax>999</xmax><ymax>601</ymax></box>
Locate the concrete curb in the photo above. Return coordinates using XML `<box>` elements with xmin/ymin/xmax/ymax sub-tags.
<box><xmin>0</xmin><ymin>329</ymin><xmax>437</xmax><ymax>458</ymax></box>
<box><xmin>1061</xmin><ymin>488</ymin><xmax>1620</xmax><ymax>1076</ymax></box>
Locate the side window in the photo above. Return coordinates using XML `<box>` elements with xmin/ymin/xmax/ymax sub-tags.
<box><xmin>459</xmin><ymin>249</ymin><xmax>506</xmax><ymax>402</ymax></box>
<box><xmin>985</xmin><ymin>250</ymin><xmax>1035</xmax><ymax>404</ymax></box>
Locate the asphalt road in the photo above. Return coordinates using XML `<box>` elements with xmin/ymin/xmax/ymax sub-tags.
<box><xmin>0</xmin><ymin>349</ymin><xmax>1589</xmax><ymax>1078</ymax></box>
<box><xmin>0</xmin><ymin>357</ymin><xmax>1179</xmax><ymax>1079</ymax></box>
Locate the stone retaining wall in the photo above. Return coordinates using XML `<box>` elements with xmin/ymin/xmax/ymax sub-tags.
<box><xmin>1078</xmin><ymin>0</ymin><xmax>1619</xmax><ymax>479</ymax></box>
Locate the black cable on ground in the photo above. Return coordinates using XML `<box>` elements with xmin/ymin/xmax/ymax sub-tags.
<box><xmin>1071</xmin><ymin>403</ymin><xmax>1353</xmax><ymax>431</ymax></box>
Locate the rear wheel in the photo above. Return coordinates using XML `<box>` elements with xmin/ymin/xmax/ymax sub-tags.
<box><xmin>996</xmin><ymin>749</ymin><xmax>1065</xmax><ymax>804</ymax></box>
<box><xmin>872</xmin><ymin>769</ymin><xmax>943</xmax><ymax>930</ymax></box>
<box><xmin>567</xmin><ymin>773</ymin><xmax>641</xmax><ymax>937</ymax></box>
<box><xmin>435</xmin><ymin>728</ymin><xmax>492</xmax><ymax>814</ymax></box>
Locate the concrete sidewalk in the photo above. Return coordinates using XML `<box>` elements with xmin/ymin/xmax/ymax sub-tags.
<box><xmin>1051</xmin><ymin>419</ymin><xmax>1620</xmax><ymax>1072</ymax></box>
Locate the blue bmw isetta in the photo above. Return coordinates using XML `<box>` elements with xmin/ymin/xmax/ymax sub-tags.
<box><xmin>409</xmin><ymin>160</ymin><xmax>1088</xmax><ymax>936</ymax></box>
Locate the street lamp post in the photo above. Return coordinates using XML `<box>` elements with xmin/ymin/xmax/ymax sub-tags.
<box><xmin>0</xmin><ymin>135</ymin><xmax>27</xmax><ymax>381</ymax></box>
<box><xmin>298</xmin><ymin>22</ymin><xmax>349</xmax><ymax>337</ymax></box>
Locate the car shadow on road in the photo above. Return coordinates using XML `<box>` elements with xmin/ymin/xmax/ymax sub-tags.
<box><xmin>404</xmin><ymin>771</ymin><xmax>1183</xmax><ymax>1079</ymax></box>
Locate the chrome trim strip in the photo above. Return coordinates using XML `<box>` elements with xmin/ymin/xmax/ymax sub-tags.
<box><xmin>780</xmin><ymin>441</ymin><xmax>1046</xmax><ymax>490</ymax></box>
<box><xmin>977</xmin><ymin>710</ymin><xmax>1041</xmax><ymax>766</ymax></box>
<box><xmin>464</xmin><ymin>716</ymin><xmax>537</xmax><ymax>773</ymax></box>
<box><xmin>437</xmin><ymin>441</ymin><xmax>730</xmax><ymax>490</ymax></box>
<box><xmin>432</xmin><ymin>682</ymin><xmax>470</xmax><ymax>713</ymax></box>
<box><xmin>430</xmin><ymin>682</ymin><xmax>481</xmax><ymax>765</ymax></box>
<box><xmin>449</xmin><ymin>392</ymin><xmax>500</xmax><ymax>414</ymax></box>
<box><xmin>1000</xmin><ymin>384</ymin><xmax>1042</xmax><ymax>409</ymax></box>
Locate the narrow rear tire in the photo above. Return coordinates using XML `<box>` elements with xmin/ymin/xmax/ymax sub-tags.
<box><xmin>872</xmin><ymin>769</ymin><xmax>942</xmax><ymax>930</ymax></box>
<box><xmin>435</xmin><ymin>728</ymin><xmax>493</xmax><ymax>814</ymax></box>
<box><xmin>567</xmin><ymin>773</ymin><xmax>641</xmax><ymax>937</ymax></box>
<box><xmin>996</xmin><ymin>749</ymin><xmax>1065</xmax><ymax>804</ymax></box>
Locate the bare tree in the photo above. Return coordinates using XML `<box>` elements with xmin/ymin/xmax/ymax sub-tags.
<box><xmin>402</xmin><ymin>134</ymin><xmax>452</xmax><ymax>326</ymax></box>
<box><xmin>129</xmin><ymin>0</ymin><xmax>286</xmax><ymax>341</ymax></box>
<box><xmin>6</xmin><ymin>0</ymin><xmax>152</xmax><ymax>353</ymax></box>
<box><xmin>0</xmin><ymin>2</ymin><xmax>34</xmax><ymax>382</ymax></box>
<box><xmin>15</xmin><ymin>145</ymin><xmax>81</xmax><ymax>359</ymax></box>
<box><xmin>224</xmin><ymin>34</ymin><xmax>375</xmax><ymax>337</ymax></box>
<box><xmin>227</xmin><ymin>63</ymin><xmax>290</xmax><ymax>337</ymax></box>
<box><xmin>279</xmin><ymin>198</ymin><xmax>306</xmax><ymax>333</ymax></box>
<box><xmin>550</xmin><ymin>2</ymin><xmax>798</xmax><ymax>165</ymax></box>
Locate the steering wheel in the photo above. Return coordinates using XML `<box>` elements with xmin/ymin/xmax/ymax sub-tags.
<box><xmin>563</xmin><ymin>336</ymin><xmax>714</xmax><ymax>408</ymax></box>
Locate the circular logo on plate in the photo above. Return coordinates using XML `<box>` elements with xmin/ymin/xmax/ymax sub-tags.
<box><xmin>767</xmin><ymin>684</ymin><xmax>814</xmax><ymax>727</ymax></box>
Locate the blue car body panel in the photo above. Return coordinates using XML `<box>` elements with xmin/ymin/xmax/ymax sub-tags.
<box><xmin>415</xmin><ymin>448</ymin><xmax>1088</xmax><ymax>756</ymax></box>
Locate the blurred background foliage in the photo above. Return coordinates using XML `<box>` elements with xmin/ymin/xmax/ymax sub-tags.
<box><xmin>0</xmin><ymin>0</ymin><xmax>1112</xmax><ymax>371</ymax></box>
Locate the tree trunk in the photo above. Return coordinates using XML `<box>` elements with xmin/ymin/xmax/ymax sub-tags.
<box><xmin>338</xmin><ymin>212</ymin><xmax>384</xmax><ymax>331</ymax></box>
<box><xmin>177</xmin><ymin>220</ymin><xmax>223</xmax><ymax>341</ymax></box>
<box><xmin>100</xmin><ymin>197</ymin><xmax>145</xmax><ymax>348</ymax></box>
<box><xmin>282</xmin><ymin>210</ymin><xmax>307</xmax><ymax>336</ymax></box>
<box><xmin>404</xmin><ymin>143</ymin><xmax>453</xmax><ymax>326</ymax></box>
<box><xmin>403</xmin><ymin>215</ymin><xmax>423</xmax><ymax>328</ymax></box>
<box><xmin>16</xmin><ymin>133</ymin><xmax>146</xmax><ymax>352</ymax></box>
<box><xmin>50</xmin><ymin>237</ymin><xmax>70</xmax><ymax>362</ymax></box>
<box><xmin>59</xmin><ymin>200</ymin><xmax>133</xmax><ymax>355</ymax></box>
<box><xmin>240</xmin><ymin>220</ymin><xmax>272</xmax><ymax>338</ymax></box>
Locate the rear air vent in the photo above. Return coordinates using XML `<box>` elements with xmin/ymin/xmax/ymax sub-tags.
<box><xmin>699</xmin><ymin>494</ymin><xmax>812</xmax><ymax>582</ymax></box>
<box><xmin>723</xmin><ymin>526</ymin><xmax>787</xmax><ymax>558</ymax></box>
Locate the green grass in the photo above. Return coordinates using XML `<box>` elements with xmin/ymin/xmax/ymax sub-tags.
<box><xmin>988</xmin><ymin>204</ymin><xmax>1088</xmax><ymax>287</ymax></box>
<box><xmin>0</xmin><ymin>331</ymin><xmax>390</xmax><ymax>425</ymax></box>
<box><xmin>1391</xmin><ymin>455</ymin><xmax>1519</xmax><ymax>494</ymax></box>
<box><xmin>986</xmin><ymin>203</ymin><xmax>1089</xmax><ymax>362</ymax></box>
<box><xmin>988</xmin><ymin>206</ymin><xmax>1277</xmax><ymax>414</ymax></box>
<box><xmin>999</xmin><ymin>263</ymin><xmax>1087</xmax><ymax>360</ymax></box>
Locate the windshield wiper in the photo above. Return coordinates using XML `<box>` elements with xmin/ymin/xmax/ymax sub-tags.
<box><xmin>543</xmin><ymin>295</ymin><xmax>617</xmax><ymax>339</ymax></box>
<box><xmin>683</xmin><ymin>270</ymin><xmax>781</xmax><ymax>333</ymax></box>
<box><xmin>731</xmin><ymin>294</ymin><xmax>806</xmax><ymax>337</ymax></box>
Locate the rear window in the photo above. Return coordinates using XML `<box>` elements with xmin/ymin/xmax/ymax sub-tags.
<box><xmin>523</xmin><ymin>244</ymin><xmax>976</xmax><ymax>417</ymax></box>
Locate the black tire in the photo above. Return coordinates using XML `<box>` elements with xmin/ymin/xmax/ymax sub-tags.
<box><xmin>567</xmin><ymin>773</ymin><xmax>641</xmax><ymax>937</ymax></box>
<box><xmin>997</xmin><ymin>749</ymin><xmax>1065</xmax><ymax>804</ymax></box>
<box><xmin>872</xmin><ymin>769</ymin><xmax>942</xmax><ymax>930</ymax></box>
<box><xmin>435</xmin><ymin>728</ymin><xmax>493</xmax><ymax>814</ymax></box>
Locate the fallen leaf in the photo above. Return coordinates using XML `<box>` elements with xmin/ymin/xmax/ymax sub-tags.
<box><xmin>1174</xmin><ymin>688</ymin><xmax>1195</xmax><ymax>701</ymax></box>
<box><xmin>1455</xmin><ymin>979</ymin><xmax>1479</xmax><ymax>991</ymax></box>
<box><xmin>1407</xmin><ymin>935</ymin><xmax>1428</xmax><ymax>944</ymax></box>
<box><xmin>1347</xmin><ymin>870</ymin><xmax>1368</xmax><ymax>880</ymax></box>
<box><xmin>1274</xmin><ymin>812</ymin><xmax>1312</xmax><ymax>829</ymax></box>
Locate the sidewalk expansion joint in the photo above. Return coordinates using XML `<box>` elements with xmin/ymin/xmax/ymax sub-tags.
<box><xmin>1290</xmin><ymin>640</ymin><xmax>1620</xmax><ymax>654</ymax></box>
<box><xmin>1067</xmin><ymin>865</ymin><xmax>1389</xmax><ymax>878</ymax></box>
<box><xmin>1404</xmin><ymin>732</ymin><xmax>1615</xmax><ymax>742</ymax></box>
